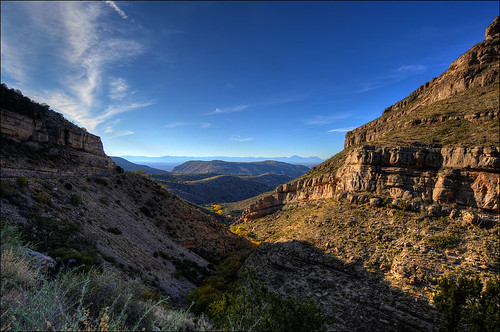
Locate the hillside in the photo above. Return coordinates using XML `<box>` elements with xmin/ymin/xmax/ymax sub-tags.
<box><xmin>172</xmin><ymin>159</ymin><xmax>309</xmax><ymax>177</ymax></box>
<box><xmin>0</xmin><ymin>84</ymin><xmax>240</xmax><ymax>305</ymax></box>
<box><xmin>110</xmin><ymin>156</ymin><xmax>168</xmax><ymax>175</ymax></box>
<box><xmin>152</xmin><ymin>173</ymin><xmax>293</xmax><ymax>205</ymax></box>
<box><xmin>243</xmin><ymin>17</ymin><xmax>499</xmax><ymax>222</ymax></box>
<box><xmin>236</xmin><ymin>17</ymin><xmax>500</xmax><ymax>330</ymax></box>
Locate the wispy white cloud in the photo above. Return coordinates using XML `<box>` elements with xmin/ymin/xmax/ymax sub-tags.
<box><xmin>206</xmin><ymin>105</ymin><xmax>249</xmax><ymax>115</ymax></box>
<box><xmin>305</xmin><ymin>113</ymin><xmax>351</xmax><ymax>125</ymax></box>
<box><xmin>230</xmin><ymin>136</ymin><xmax>254</xmax><ymax>142</ymax></box>
<box><xmin>397</xmin><ymin>64</ymin><xmax>426</xmax><ymax>74</ymax></box>
<box><xmin>358</xmin><ymin>64</ymin><xmax>427</xmax><ymax>93</ymax></box>
<box><xmin>327</xmin><ymin>126</ymin><xmax>356</xmax><ymax>133</ymax></box>
<box><xmin>105</xmin><ymin>126</ymin><xmax>114</xmax><ymax>133</ymax></box>
<box><xmin>165</xmin><ymin>122</ymin><xmax>190</xmax><ymax>128</ymax></box>
<box><xmin>0</xmin><ymin>40</ymin><xmax>27</xmax><ymax>83</ymax></box>
<box><xmin>105</xmin><ymin>1</ymin><xmax>128</xmax><ymax>19</ymax></box>
<box><xmin>108</xmin><ymin>130</ymin><xmax>134</xmax><ymax>138</ymax></box>
<box><xmin>1</xmin><ymin>2</ymin><xmax>148</xmax><ymax>132</ymax></box>
<box><xmin>109</xmin><ymin>78</ymin><xmax>129</xmax><ymax>100</ymax></box>
<box><xmin>201</xmin><ymin>123</ymin><xmax>212</xmax><ymax>128</ymax></box>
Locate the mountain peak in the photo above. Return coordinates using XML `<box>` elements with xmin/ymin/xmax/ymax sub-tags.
<box><xmin>485</xmin><ymin>16</ymin><xmax>499</xmax><ymax>40</ymax></box>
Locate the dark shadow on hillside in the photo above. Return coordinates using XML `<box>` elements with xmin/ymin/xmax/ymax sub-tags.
<box><xmin>243</xmin><ymin>240</ymin><xmax>440</xmax><ymax>331</ymax></box>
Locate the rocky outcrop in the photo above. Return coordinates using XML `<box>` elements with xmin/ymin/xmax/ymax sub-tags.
<box><xmin>0</xmin><ymin>86</ymin><xmax>115</xmax><ymax>177</ymax></box>
<box><xmin>0</xmin><ymin>108</ymin><xmax>106</xmax><ymax>156</ymax></box>
<box><xmin>243</xmin><ymin>145</ymin><xmax>499</xmax><ymax>221</ymax></box>
<box><xmin>345</xmin><ymin>17</ymin><xmax>499</xmax><ymax>149</ymax></box>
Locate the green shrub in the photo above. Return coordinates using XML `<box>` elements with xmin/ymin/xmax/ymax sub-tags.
<box><xmin>0</xmin><ymin>180</ymin><xmax>16</xmax><ymax>198</ymax></box>
<box><xmin>20</xmin><ymin>215</ymin><xmax>81</xmax><ymax>253</ymax></box>
<box><xmin>131</xmin><ymin>170</ymin><xmax>147</xmax><ymax>177</ymax></box>
<box><xmin>106</xmin><ymin>227</ymin><xmax>122</xmax><ymax>235</ymax></box>
<box><xmin>32</xmin><ymin>188</ymin><xmax>51</xmax><ymax>204</ymax></box>
<box><xmin>93</xmin><ymin>177</ymin><xmax>108</xmax><ymax>186</ymax></box>
<box><xmin>49</xmin><ymin>248</ymin><xmax>95</xmax><ymax>272</ymax></box>
<box><xmin>64</xmin><ymin>182</ymin><xmax>72</xmax><ymax>190</ymax></box>
<box><xmin>210</xmin><ymin>269</ymin><xmax>325</xmax><ymax>331</ymax></box>
<box><xmin>70</xmin><ymin>194</ymin><xmax>82</xmax><ymax>206</ymax></box>
<box><xmin>428</xmin><ymin>233</ymin><xmax>460</xmax><ymax>249</ymax></box>
<box><xmin>15</xmin><ymin>176</ymin><xmax>28</xmax><ymax>188</ymax></box>
<box><xmin>434</xmin><ymin>277</ymin><xmax>500</xmax><ymax>332</ymax></box>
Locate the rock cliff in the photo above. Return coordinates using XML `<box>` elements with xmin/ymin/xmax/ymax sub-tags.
<box><xmin>0</xmin><ymin>84</ymin><xmax>115</xmax><ymax>177</ymax></box>
<box><xmin>242</xmin><ymin>17</ymin><xmax>500</xmax><ymax>222</ymax></box>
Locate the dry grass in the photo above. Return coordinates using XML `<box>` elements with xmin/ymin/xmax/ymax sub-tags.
<box><xmin>0</xmin><ymin>223</ymin><xmax>213</xmax><ymax>331</ymax></box>
<box><xmin>238</xmin><ymin>198</ymin><xmax>499</xmax><ymax>300</ymax></box>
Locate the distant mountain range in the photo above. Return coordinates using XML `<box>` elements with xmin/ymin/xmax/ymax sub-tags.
<box><xmin>121</xmin><ymin>155</ymin><xmax>324</xmax><ymax>170</ymax></box>
<box><xmin>110</xmin><ymin>156</ymin><xmax>168</xmax><ymax>174</ymax></box>
<box><xmin>172</xmin><ymin>160</ymin><xmax>309</xmax><ymax>177</ymax></box>
<box><xmin>152</xmin><ymin>173</ymin><xmax>292</xmax><ymax>205</ymax></box>
<box><xmin>111</xmin><ymin>157</ymin><xmax>303</xmax><ymax>204</ymax></box>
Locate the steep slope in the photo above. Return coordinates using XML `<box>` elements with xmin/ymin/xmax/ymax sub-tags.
<box><xmin>172</xmin><ymin>160</ymin><xmax>309</xmax><ymax>177</ymax></box>
<box><xmin>0</xmin><ymin>85</ymin><xmax>240</xmax><ymax>304</ymax></box>
<box><xmin>110</xmin><ymin>156</ymin><xmax>168</xmax><ymax>175</ymax></box>
<box><xmin>237</xmin><ymin>17</ymin><xmax>500</xmax><ymax>330</ymax></box>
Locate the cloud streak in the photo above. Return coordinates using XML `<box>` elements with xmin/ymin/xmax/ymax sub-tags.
<box><xmin>165</xmin><ymin>122</ymin><xmax>190</xmax><ymax>128</ymax></box>
<box><xmin>358</xmin><ymin>64</ymin><xmax>427</xmax><ymax>93</ymax></box>
<box><xmin>230</xmin><ymin>136</ymin><xmax>254</xmax><ymax>142</ymax></box>
<box><xmin>105</xmin><ymin>1</ymin><xmax>128</xmax><ymax>19</ymax></box>
<box><xmin>206</xmin><ymin>105</ymin><xmax>249</xmax><ymax>115</ymax></box>
<box><xmin>327</xmin><ymin>126</ymin><xmax>356</xmax><ymax>133</ymax></box>
<box><xmin>305</xmin><ymin>113</ymin><xmax>351</xmax><ymax>125</ymax></box>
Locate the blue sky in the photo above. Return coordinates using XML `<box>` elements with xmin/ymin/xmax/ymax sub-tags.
<box><xmin>1</xmin><ymin>1</ymin><xmax>497</xmax><ymax>159</ymax></box>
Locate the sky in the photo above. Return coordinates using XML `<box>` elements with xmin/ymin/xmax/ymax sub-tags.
<box><xmin>1</xmin><ymin>1</ymin><xmax>498</xmax><ymax>160</ymax></box>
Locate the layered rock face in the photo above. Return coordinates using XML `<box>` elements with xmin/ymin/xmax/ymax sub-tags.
<box><xmin>0</xmin><ymin>87</ymin><xmax>115</xmax><ymax>177</ymax></box>
<box><xmin>243</xmin><ymin>145</ymin><xmax>499</xmax><ymax>221</ymax></box>
<box><xmin>242</xmin><ymin>17</ymin><xmax>500</xmax><ymax>222</ymax></box>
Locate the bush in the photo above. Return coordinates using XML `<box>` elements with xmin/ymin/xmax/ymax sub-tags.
<box><xmin>0</xmin><ymin>180</ymin><xmax>16</xmax><ymax>198</ymax></box>
<box><xmin>49</xmin><ymin>248</ymin><xmax>95</xmax><ymax>272</ymax></box>
<box><xmin>434</xmin><ymin>277</ymin><xmax>500</xmax><ymax>332</ymax></box>
<box><xmin>32</xmin><ymin>188</ymin><xmax>51</xmax><ymax>204</ymax></box>
<box><xmin>15</xmin><ymin>176</ymin><xmax>28</xmax><ymax>188</ymax></box>
<box><xmin>64</xmin><ymin>182</ymin><xmax>72</xmax><ymax>190</ymax></box>
<box><xmin>116</xmin><ymin>166</ymin><xmax>124</xmax><ymax>174</ymax></box>
<box><xmin>106</xmin><ymin>227</ymin><xmax>122</xmax><ymax>235</ymax></box>
<box><xmin>428</xmin><ymin>233</ymin><xmax>460</xmax><ymax>249</ymax></box>
<box><xmin>20</xmin><ymin>215</ymin><xmax>81</xmax><ymax>253</ymax></box>
<box><xmin>70</xmin><ymin>194</ymin><xmax>82</xmax><ymax>206</ymax></box>
<box><xmin>209</xmin><ymin>269</ymin><xmax>325</xmax><ymax>331</ymax></box>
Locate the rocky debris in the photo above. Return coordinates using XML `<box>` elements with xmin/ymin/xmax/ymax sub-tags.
<box><xmin>244</xmin><ymin>241</ymin><xmax>439</xmax><ymax>331</ymax></box>
<box><xmin>25</xmin><ymin>249</ymin><xmax>57</xmax><ymax>275</ymax></box>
